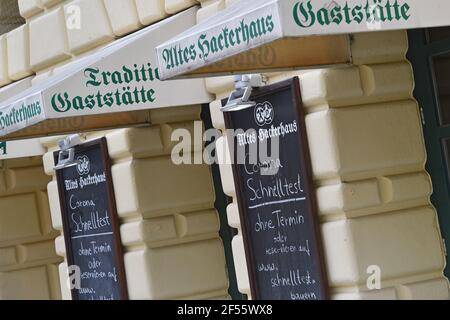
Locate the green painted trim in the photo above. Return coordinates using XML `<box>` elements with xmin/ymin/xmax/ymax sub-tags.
<box><xmin>408</xmin><ymin>29</ymin><xmax>450</xmax><ymax>277</ymax></box>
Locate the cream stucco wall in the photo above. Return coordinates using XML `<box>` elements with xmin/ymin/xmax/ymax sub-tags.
<box><xmin>1</xmin><ymin>0</ymin><xmax>231</xmax><ymax>300</ymax></box>
<box><xmin>0</xmin><ymin>0</ymin><xmax>448</xmax><ymax>300</ymax></box>
<box><xmin>0</xmin><ymin>156</ymin><xmax>62</xmax><ymax>299</ymax></box>
<box><xmin>41</xmin><ymin>106</ymin><xmax>229</xmax><ymax>300</ymax></box>
<box><xmin>0</xmin><ymin>0</ymin><xmax>204</xmax><ymax>88</ymax></box>
<box><xmin>198</xmin><ymin>0</ymin><xmax>450</xmax><ymax>300</ymax></box>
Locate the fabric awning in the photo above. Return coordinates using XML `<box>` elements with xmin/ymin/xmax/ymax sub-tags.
<box><xmin>0</xmin><ymin>6</ymin><xmax>212</xmax><ymax>140</ymax></box>
<box><xmin>156</xmin><ymin>0</ymin><xmax>450</xmax><ymax>79</ymax></box>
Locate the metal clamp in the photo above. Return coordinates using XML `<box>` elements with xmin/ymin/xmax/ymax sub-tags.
<box><xmin>221</xmin><ymin>74</ymin><xmax>267</xmax><ymax>112</ymax></box>
<box><xmin>54</xmin><ymin>134</ymin><xmax>83</xmax><ymax>170</ymax></box>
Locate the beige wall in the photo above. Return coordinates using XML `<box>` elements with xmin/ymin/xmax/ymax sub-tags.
<box><xmin>0</xmin><ymin>0</ymin><xmax>202</xmax><ymax>87</ymax></box>
<box><xmin>199</xmin><ymin>0</ymin><xmax>450</xmax><ymax>300</ymax></box>
<box><xmin>0</xmin><ymin>156</ymin><xmax>62</xmax><ymax>299</ymax></box>
<box><xmin>42</xmin><ymin>106</ymin><xmax>229</xmax><ymax>300</ymax></box>
<box><xmin>0</xmin><ymin>0</ymin><xmax>448</xmax><ymax>300</ymax></box>
<box><xmin>2</xmin><ymin>0</ymin><xmax>230</xmax><ymax>300</ymax></box>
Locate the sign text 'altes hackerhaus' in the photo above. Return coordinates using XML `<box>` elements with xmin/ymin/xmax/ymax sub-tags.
<box><xmin>161</xmin><ymin>14</ymin><xmax>276</xmax><ymax>71</ymax></box>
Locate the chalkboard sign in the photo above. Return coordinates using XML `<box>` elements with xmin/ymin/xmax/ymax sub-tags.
<box><xmin>55</xmin><ymin>138</ymin><xmax>128</xmax><ymax>300</ymax></box>
<box><xmin>223</xmin><ymin>78</ymin><xmax>329</xmax><ymax>300</ymax></box>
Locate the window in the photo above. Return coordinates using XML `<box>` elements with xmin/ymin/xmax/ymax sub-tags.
<box><xmin>432</xmin><ymin>52</ymin><xmax>450</xmax><ymax>126</ymax></box>
<box><xmin>408</xmin><ymin>28</ymin><xmax>450</xmax><ymax>277</ymax></box>
<box><xmin>428</xmin><ymin>27</ymin><xmax>450</xmax><ymax>43</ymax></box>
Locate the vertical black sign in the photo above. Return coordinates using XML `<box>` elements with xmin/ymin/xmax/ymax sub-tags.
<box><xmin>55</xmin><ymin>138</ymin><xmax>128</xmax><ymax>300</ymax></box>
<box><xmin>223</xmin><ymin>78</ymin><xmax>329</xmax><ymax>300</ymax></box>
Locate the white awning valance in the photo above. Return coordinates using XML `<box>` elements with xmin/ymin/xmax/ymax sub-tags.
<box><xmin>0</xmin><ymin>7</ymin><xmax>212</xmax><ymax>140</ymax></box>
<box><xmin>156</xmin><ymin>0</ymin><xmax>450</xmax><ymax>79</ymax></box>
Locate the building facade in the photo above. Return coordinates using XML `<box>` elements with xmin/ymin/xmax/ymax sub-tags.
<box><xmin>0</xmin><ymin>0</ymin><xmax>449</xmax><ymax>300</ymax></box>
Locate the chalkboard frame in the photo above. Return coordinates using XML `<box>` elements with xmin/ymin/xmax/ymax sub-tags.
<box><xmin>223</xmin><ymin>77</ymin><xmax>330</xmax><ymax>300</ymax></box>
<box><xmin>54</xmin><ymin>137</ymin><xmax>129</xmax><ymax>300</ymax></box>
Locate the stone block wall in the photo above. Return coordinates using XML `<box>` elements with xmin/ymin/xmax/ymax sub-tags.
<box><xmin>0</xmin><ymin>0</ymin><xmax>230</xmax><ymax>300</ymax></box>
<box><xmin>41</xmin><ymin>106</ymin><xmax>229</xmax><ymax>300</ymax></box>
<box><xmin>0</xmin><ymin>0</ymin><xmax>201</xmax><ymax>89</ymax></box>
<box><xmin>0</xmin><ymin>156</ymin><xmax>62</xmax><ymax>299</ymax></box>
<box><xmin>198</xmin><ymin>0</ymin><xmax>450</xmax><ymax>300</ymax></box>
<box><xmin>0</xmin><ymin>0</ymin><xmax>448</xmax><ymax>300</ymax></box>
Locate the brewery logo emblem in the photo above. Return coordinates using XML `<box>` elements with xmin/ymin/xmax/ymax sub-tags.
<box><xmin>255</xmin><ymin>101</ymin><xmax>274</xmax><ymax>127</ymax></box>
<box><xmin>76</xmin><ymin>155</ymin><xmax>90</xmax><ymax>176</ymax></box>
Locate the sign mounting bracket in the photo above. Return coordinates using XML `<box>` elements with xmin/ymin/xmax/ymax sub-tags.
<box><xmin>54</xmin><ymin>134</ymin><xmax>83</xmax><ymax>170</ymax></box>
<box><xmin>221</xmin><ymin>74</ymin><xmax>267</xmax><ymax>113</ymax></box>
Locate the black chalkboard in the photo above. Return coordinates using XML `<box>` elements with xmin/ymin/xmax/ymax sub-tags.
<box><xmin>223</xmin><ymin>77</ymin><xmax>329</xmax><ymax>300</ymax></box>
<box><xmin>55</xmin><ymin>138</ymin><xmax>128</xmax><ymax>300</ymax></box>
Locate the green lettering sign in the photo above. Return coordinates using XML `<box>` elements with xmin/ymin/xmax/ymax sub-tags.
<box><xmin>0</xmin><ymin>100</ymin><xmax>42</xmax><ymax>132</ymax></box>
<box><xmin>162</xmin><ymin>14</ymin><xmax>276</xmax><ymax>71</ymax></box>
<box><xmin>293</xmin><ymin>0</ymin><xmax>411</xmax><ymax>28</ymax></box>
<box><xmin>52</xmin><ymin>63</ymin><xmax>159</xmax><ymax>113</ymax></box>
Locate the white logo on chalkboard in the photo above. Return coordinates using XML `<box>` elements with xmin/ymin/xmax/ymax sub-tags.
<box><xmin>76</xmin><ymin>155</ymin><xmax>90</xmax><ymax>176</ymax></box>
<box><xmin>255</xmin><ymin>102</ymin><xmax>274</xmax><ymax>127</ymax></box>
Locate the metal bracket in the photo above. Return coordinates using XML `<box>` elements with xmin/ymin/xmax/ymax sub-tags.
<box><xmin>54</xmin><ymin>134</ymin><xmax>83</xmax><ymax>170</ymax></box>
<box><xmin>443</xmin><ymin>239</ymin><xmax>448</xmax><ymax>257</ymax></box>
<box><xmin>221</xmin><ymin>74</ymin><xmax>267</xmax><ymax>112</ymax></box>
